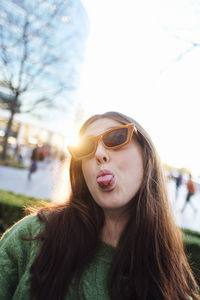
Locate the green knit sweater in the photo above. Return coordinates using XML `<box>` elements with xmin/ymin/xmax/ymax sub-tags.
<box><xmin>0</xmin><ymin>214</ymin><xmax>115</xmax><ymax>300</ymax></box>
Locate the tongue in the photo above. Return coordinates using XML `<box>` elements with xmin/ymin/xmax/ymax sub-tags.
<box><xmin>97</xmin><ymin>174</ymin><xmax>113</xmax><ymax>185</ymax></box>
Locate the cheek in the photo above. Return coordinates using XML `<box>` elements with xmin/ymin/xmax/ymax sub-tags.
<box><xmin>82</xmin><ymin>160</ymin><xmax>94</xmax><ymax>187</ymax></box>
<box><xmin>118</xmin><ymin>150</ymin><xmax>144</xmax><ymax>184</ymax></box>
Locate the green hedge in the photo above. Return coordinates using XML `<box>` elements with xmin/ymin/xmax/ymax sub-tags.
<box><xmin>0</xmin><ymin>159</ymin><xmax>27</xmax><ymax>169</ymax></box>
<box><xmin>183</xmin><ymin>228</ymin><xmax>200</xmax><ymax>286</ymax></box>
<box><xmin>0</xmin><ymin>189</ymin><xmax>49</xmax><ymax>233</ymax></box>
<box><xmin>0</xmin><ymin>190</ymin><xmax>199</xmax><ymax>286</ymax></box>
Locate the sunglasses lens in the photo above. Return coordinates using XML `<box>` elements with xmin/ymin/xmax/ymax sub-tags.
<box><xmin>102</xmin><ymin>127</ymin><xmax>129</xmax><ymax>147</ymax></box>
<box><xmin>71</xmin><ymin>139</ymin><xmax>95</xmax><ymax>158</ymax></box>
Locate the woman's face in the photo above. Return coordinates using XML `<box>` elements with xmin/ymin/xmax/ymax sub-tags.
<box><xmin>81</xmin><ymin>118</ymin><xmax>144</xmax><ymax>215</ymax></box>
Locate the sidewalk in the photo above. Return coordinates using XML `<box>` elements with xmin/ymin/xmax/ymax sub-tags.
<box><xmin>0</xmin><ymin>160</ymin><xmax>70</xmax><ymax>202</ymax></box>
<box><xmin>167</xmin><ymin>179</ymin><xmax>200</xmax><ymax>232</ymax></box>
<box><xmin>0</xmin><ymin>165</ymin><xmax>200</xmax><ymax>232</ymax></box>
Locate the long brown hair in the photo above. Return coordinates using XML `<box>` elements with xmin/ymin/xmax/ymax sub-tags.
<box><xmin>30</xmin><ymin>111</ymin><xmax>199</xmax><ymax>300</ymax></box>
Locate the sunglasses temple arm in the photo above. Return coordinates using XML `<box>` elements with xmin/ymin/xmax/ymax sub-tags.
<box><xmin>134</xmin><ymin>125</ymin><xmax>138</xmax><ymax>135</ymax></box>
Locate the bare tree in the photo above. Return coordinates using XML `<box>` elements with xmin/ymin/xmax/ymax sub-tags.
<box><xmin>0</xmin><ymin>0</ymin><xmax>88</xmax><ymax>159</ymax></box>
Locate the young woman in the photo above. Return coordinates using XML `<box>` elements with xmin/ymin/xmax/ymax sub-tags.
<box><xmin>0</xmin><ymin>111</ymin><xmax>199</xmax><ymax>300</ymax></box>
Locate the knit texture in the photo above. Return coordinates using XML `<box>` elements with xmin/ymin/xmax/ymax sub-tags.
<box><xmin>0</xmin><ymin>214</ymin><xmax>115</xmax><ymax>300</ymax></box>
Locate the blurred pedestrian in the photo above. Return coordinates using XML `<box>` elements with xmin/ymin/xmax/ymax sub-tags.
<box><xmin>181</xmin><ymin>174</ymin><xmax>197</xmax><ymax>213</ymax></box>
<box><xmin>175</xmin><ymin>172</ymin><xmax>183</xmax><ymax>199</ymax></box>
<box><xmin>28</xmin><ymin>145</ymin><xmax>39</xmax><ymax>180</ymax></box>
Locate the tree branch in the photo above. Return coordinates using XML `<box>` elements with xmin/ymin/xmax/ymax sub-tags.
<box><xmin>174</xmin><ymin>34</ymin><xmax>200</xmax><ymax>62</ymax></box>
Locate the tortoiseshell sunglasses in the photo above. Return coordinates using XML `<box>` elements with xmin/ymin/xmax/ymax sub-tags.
<box><xmin>67</xmin><ymin>123</ymin><xmax>137</xmax><ymax>161</ymax></box>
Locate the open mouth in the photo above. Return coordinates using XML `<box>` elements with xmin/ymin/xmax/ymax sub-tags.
<box><xmin>96</xmin><ymin>171</ymin><xmax>116</xmax><ymax>191</ymax></box>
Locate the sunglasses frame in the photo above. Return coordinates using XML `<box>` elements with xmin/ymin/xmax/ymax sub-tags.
<box><xmin>68</xmin><ymin>123</ymin><xmax>137</xmax><ymax>161</ymax></box>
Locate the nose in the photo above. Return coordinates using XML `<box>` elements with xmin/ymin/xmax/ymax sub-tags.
<box><xmin>95</xmin><ymin>141</ymin><xmax>110</xmax><ymax>165</ymax></box>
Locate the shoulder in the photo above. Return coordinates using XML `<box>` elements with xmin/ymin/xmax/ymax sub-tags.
<box><xmin>0</xmin><ymin>214</ymin><xmax>44</xmax><ymax>275</ymax></box>
<box><xmin>0</xmin><ymin>214</ymin><xmax>44</xmax><ymax>246</ymax></box>
<box><xmin>0</xmin><ymin>214</ymin><xmax>44</xmax><ymax>299</ymax></box>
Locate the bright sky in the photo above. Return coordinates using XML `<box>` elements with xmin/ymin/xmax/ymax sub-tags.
<box><xmin>68</xmin><ymin>0</ymin><xmax>200</xmax><ymax>176</ymax></box>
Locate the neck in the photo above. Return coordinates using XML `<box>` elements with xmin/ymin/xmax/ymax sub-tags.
<box><xmin>101</xmin><ymin>210</ymin><xmax>129</xmax><ymax>247</ymax></box>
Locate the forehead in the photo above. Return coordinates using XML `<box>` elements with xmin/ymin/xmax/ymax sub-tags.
<box><xmin>83</xmin><ymin>118</ymin><xmax>123</xmax><ymax>137</ymax></box>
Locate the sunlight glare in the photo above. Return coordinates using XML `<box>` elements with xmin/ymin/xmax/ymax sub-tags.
<box><xmin>66</xmin><ymin>131</ymin><xmax>80</xmax><ymax>148</ymax></box>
